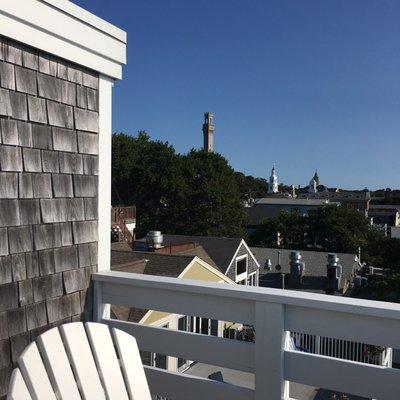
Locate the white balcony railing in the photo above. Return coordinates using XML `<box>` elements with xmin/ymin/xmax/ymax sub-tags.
<box><xmin>93</xmin><ymin>271</ymin><xmax>400</xmax><ymax>400</ymax></box>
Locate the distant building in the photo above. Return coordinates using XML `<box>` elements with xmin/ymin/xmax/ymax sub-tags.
<box><xmin>298</xmin><ymin>190</ymin><xmax>371</xmax><ymax>212</ymax></box>
<box><xmin>308</xmin><ymin>171</ymin><xmax>318</xmax><ymax>194</ymax></box>
<box><xmin>368</xmin><ymin>204</ymin><xmax>400</xmax><ymax>228</ymax></box>
<box><xmin>202</xmin><ymin>112</ymin><xmax>214</xmax><ymax>152</ymax></box>
<box><xmin>299</xmin><ymin>171</ymin><xmax>371</xmax><ymax>212</ymax></box>
<box><xmin>267</xmin><ymin>165</ymin><xmax>279</xmax><ymax>194</ymax></box>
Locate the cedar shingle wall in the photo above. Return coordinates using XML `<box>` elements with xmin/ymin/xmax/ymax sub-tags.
<box><xmin>0</xmin><ymin>36</ymin><xmax>99</xmax><ymax>397</ymax></box>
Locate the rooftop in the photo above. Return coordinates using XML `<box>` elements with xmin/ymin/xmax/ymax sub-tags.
<box><xmin>135</xmin><ymin>233</ymin><xmax>243</xmax><ymax>273</ymax></box>
<box><xmin>252</xmin><ymin>247</ymin><xmax>358</xmax><ymax>293</ymax></box>
<box><xmin>253</xmin><ymin>198</ymin><xmax>335</xmax><ymax>206</ymax></box>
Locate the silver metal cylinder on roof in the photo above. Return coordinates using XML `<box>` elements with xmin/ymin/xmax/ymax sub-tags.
<box><xmin>326</xmin><ymin>253</ymin><xmax>342</xmax><ymax>294</ymax></box>
<box><xmin>289</xmin><ymin>250</ymin><xmax>305</xmax><ymax>287</ymax></box>
<box><xmin>146</xmin><ymin>231</ymin><xmax>163</xmax><ymax>249</ymax></box>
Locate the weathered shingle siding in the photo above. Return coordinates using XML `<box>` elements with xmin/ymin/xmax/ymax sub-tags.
<box><xmin>0</xmin><ymin>36</ymin><xmax>99</xmax><ymax>397</ymax></box>
<box><xmin>226</xmin><ymin>242</ymin><xmax>258</xmax><ymax>281</ymax></box>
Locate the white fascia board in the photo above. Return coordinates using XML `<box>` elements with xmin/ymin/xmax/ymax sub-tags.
<box><xmin>41</xmin><ymin>0</ymin><xmax>127</xmax><ymax>42</ymax></box>
<box><xmin>0</xmin><ymin>0</ymin><xmax>126</xmax><ymax>79</ymax></box>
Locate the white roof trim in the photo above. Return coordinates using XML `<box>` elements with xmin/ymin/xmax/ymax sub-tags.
<box><xmin>0</xmin><ymin>0</ymin><xmax>126</xmax><ymax>79</ymax></box>
<box><xmin>225</xmin><ymin>239</ymin><xmax>260</xmax><ymax>276</ymax></box>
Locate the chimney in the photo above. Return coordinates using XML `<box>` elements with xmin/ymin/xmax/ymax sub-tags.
<box><xmin>146</xmin><ymin>231</ymin><xmax>163</xmax><ymax>251</ymax></box>
<box><xmin>289</xmin><ymin>251</ymin><xmax>305</xmax><ymax>288</ymax></box>
<box><xmin>326</xmin><ymin>253</ymin><xmax>342</xmax><ymax>294</ymax></box>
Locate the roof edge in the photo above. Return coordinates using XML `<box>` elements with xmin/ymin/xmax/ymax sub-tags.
<box><xmin>0</xmin><ymin>0</ymin><xmax>126</xmax><ymax>79</ymax></box>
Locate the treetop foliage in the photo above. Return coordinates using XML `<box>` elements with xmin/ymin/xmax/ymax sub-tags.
<box><xmin>112</xmin><ymin>132</ymin><xmax>246</xmax><ymax>238</ymax></box>
<box><xmin>250</xmin><ymin>205</ymin><xmax>400</xmax><ymax>271</ymax></box>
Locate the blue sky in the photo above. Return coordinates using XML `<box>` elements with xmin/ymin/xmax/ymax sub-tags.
<box><xmin>74</xmin><ymin>0</ymin><xmax>400</xmax><ymax>190</ymax></box>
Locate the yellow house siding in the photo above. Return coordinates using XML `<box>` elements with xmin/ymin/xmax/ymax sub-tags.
<box><xmin>140</xmin><ymin>260</ymin><xmax>230</xmax><ymax>325</ymax></box>
<box><xmin>181</xmin><ymin>261</ymin><xmax>225</xmax><ymax>282</ymax></box>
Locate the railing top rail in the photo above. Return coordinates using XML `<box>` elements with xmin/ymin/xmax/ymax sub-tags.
<box><xmin>93</xmin><ymin>271</ymin><xmax>400</xmax><ymax>320</ymax></box>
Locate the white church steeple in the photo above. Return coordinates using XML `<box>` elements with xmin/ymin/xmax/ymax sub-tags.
<box><xmin>308</xmin><ymin>170</ymin><xmax>319</xmax><ymax>193</ymax></box>
<box><xmin>268</xmin><ymin>165</ymin><xmax>279</xmax><ymax>194</ymax></box>
<box><xmin>309</xmin><ymin>177</ymin><xmax>317</xmax><ymax>193</ymax></box>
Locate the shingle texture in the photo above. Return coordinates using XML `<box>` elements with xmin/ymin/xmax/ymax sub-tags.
<box><xmin>0</xmin><ymin>36</ymin><xmax>99</xmax><ymax>396</ymax></box>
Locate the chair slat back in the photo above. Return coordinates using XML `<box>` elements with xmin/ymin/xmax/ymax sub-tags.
<box><xmin>59</xmin><ymin>322</ymin><xmax>106</xmax><ymax>400</ymax></box>
<box><xmin>8</xmin><ymin>322</ymin><xmax>151</xmax><ymax>400</ymax></box>
<box><xmin>113</xmin><ymin>328</ymin><xmax>152</xmax><ymax>400</ymax></box>
<box><xmin>86</xmin><ymin>322</ymin><xmax>130</xmax><ymax>400</ymax></box>
<box><xmin>36</xmin><ymin>325</ymin><xmax>81</xmax><ymax>400</ymax></box>
<box><xmin>8</xmin><ymin>369</ymin><xmax>32</xmax><ymax>400</ymax></box>
<box><xmin>17</xmin><ymin>342</ymin><xmax>57</xmax><ymax>400</ymax></box>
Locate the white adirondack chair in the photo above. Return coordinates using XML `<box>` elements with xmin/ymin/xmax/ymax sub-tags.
<box><xmin>7</xmin><ymin>322</ymin><xmax>152</xmax><ymax>400</ymax></box>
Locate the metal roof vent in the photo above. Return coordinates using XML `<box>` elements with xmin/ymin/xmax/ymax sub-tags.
<box><xmin>146</xmin><ymin>231</ymin><xmax>163</xmax><ymax>250</ymax></box>
<box><xmin>326</xmin><ymin>253</ymin><xmax>342</xmax><ymax>294</ymax></box>
<box><xmin>289</xmin><ymin>251</ymin><xmax>305</xmax><ymax>288</ymax></box>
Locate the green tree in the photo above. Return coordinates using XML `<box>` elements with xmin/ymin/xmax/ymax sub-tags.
<box><xmin>234</xmin><ymin>172</ymin><xmax>269</xmax><ymax>199</ymax></box>
<box><xmin>179</xmin><ymin>150</ymin><xmax>247</xmax><ymax>237</ymax></box>
<box><xmin>307</xmin><ymin>206</ymin><xmax>375</xmax><ymax>253</ymax></box>
<box><xmin>364</xmin><ymin>236</ymin><xmax>400</xmax><ymax>271</ymax></box>
<box><xmin>250</xmin><ymin>205</ymin><xmax>385</xmax><ymax>254</ymax></box>
<box><xmin>112</xmin><ymin>132</ymin><xmax>246</xmax><ymax>238</ymax></box>
<box><xmin>250</xmin><ymin>211</ymin><xmax>308</xmax><ymax>249</ymax></box>
<box><xmin>112</xmin><ymin>132</ymin><xmax>185</xmax><ymax>236</ymax></box>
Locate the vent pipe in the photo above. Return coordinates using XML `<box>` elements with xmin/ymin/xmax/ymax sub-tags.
<box><xmin>326</xmin><ymin>253</ymin><xmax>342</xmax><ymax>294</ymax></box>
<box><xmin>146</xmin><ymin>231</ymin><xmax>163</xmax><ymax>250</ymax></box>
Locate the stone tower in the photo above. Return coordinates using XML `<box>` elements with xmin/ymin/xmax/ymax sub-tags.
<box><xmin>202</xmin><ymin>112</ymin><xmax>214</xmax><ymax>152</ymax></box>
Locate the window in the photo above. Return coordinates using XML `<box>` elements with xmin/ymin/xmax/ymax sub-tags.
<box><xmin>193</xmin><ymin>316</ymin><xmax>215</xmax><ymax>335</ymax></box>
<box><xmin>247</xmin><ymin>273</ymin><xmax>257</xmax><ymax>286</ymax></box>
<box><xmin>236</xmin><ymin>257</ymin><xmax>247</xmax><ymax>276</ymax></box>
<box><xmin>140</xmin><ymin>350</ymin><xmax>152</xmax><ymax>366</ymax></box>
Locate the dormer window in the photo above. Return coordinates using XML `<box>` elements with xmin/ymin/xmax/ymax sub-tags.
<box><xmin>236</xmin><ymin>255</ymin><xmax>248</xmax><ymax>282</ymax></box>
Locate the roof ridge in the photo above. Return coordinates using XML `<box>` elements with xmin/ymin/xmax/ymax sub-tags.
<box><xmin>163</xmin><ymin>233</ymin><xmax>242</xmax><ymax>241</ymax></box>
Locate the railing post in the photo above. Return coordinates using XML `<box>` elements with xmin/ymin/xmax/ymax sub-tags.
<box><xmin>93</xmin><ymin>280</ymin><xmax>109</xmax><ymax>322</ymax></box>
<box><xmin>255</xmin><ymin>301</ymin><xmax>289</xmax><ymax>400</ymax></box>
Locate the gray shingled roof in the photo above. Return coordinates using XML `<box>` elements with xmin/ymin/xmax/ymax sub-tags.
<box><xmin>251</xmin><ymin>247</ymin><xmax>358</xmax><ymax>294</ymax></box>
<box><xmin>110</xmin><ymin>243</ymin><xmax>199</xmax><ymax>323</ymax></box>
<box><xmin>161</xmin><ymin>234</ymin><xmax>243</xmax><ymax>274</ymax></box>
<box><xmin>111</xmin><ymin>244</ymin><xmax>195</xmax><ymax>278</ymax></box>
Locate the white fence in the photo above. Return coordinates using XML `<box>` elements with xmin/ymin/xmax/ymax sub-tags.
<box><xmin>93</xmin><ymin>271</ymin><xmax>400</xmax><ymax>400</ymax></box>
<box><xmin>290</xmin><ymin>332</ymin><xmax>392</xmax><ymax>366</ymax></box>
